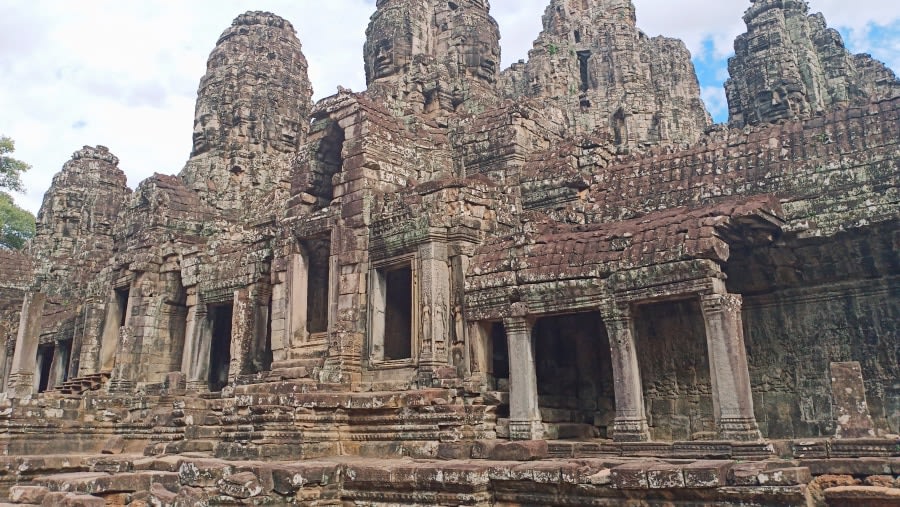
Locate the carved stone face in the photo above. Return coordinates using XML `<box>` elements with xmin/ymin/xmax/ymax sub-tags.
<box><xmin>754</xmin><ymin>82</ymin><xmax>806</xmax><ymax>123</ymax></box>
<box><xmin>364</xmin><ymin>7</ymin><xmax>415</xmax><ymax>84</ymax></box>
<box><xmin>191</xmin><ymin>102</ymin><xmax>220</xmax><ymax>155</ymax></box>
<box><xmin>462</xmin><ymin>37</ymin><xmax>499</xmax><ymax>84</ymax></box>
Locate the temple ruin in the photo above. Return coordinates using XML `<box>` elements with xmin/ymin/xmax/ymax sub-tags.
<box><xmin>0</xmin><ymin>0</ymin><xmax>897</xmax><ymax>504</ymax></box>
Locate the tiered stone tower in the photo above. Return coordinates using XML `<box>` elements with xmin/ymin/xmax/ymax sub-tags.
<box><xmin>364</xmin><ymin>0</ymin><xmax>502</xmax><ymax>116</ymax></box>
<box><xmin>180</xmin><ymin>12</ymin><xmax>313</xmax><ymax>214</ymax></box>
<box><xmin>726</xmin><ymin>0</ymin><xmax>900</xmax><ymax>126</ymax></box>
<box><xmin>0</xmin><ymin>2</ymin><xmax>898</xmax><ymax>505</ymax></box>
<box><xmin>500</xmin><ymin>0</ymin><xmax>712</xmax><ymax>147</ymax></box>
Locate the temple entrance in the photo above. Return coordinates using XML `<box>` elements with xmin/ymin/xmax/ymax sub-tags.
<box><xmin>371</xmin><ymin>262</ymin><xmax>414</xmax><ymax>362</ymax></box>
<box><xmin>634</xmin><ymin>299</ymin><xmax>715</xmax><ymax>441</ymax></box>
<box><xmin>207</xmin><ymin>302</ymin><xmax>233</xmax><ymax>392</ymax></box>
<box><xmin>303</xmin><ymin>239</ymin><xmax>331</xmax><ymax>337</ymax></box>
<box><xmin>533</xmin><ymin>313</ymin><xmax>615</xmax><ymax>439</ymax></box>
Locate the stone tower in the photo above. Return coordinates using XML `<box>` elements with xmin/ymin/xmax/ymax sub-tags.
<box><xmin>31</xmin><ymin>146</ymin><xmax>129</xmax><ymax>297</ymax></box>
<box><xmin>364</xmin><ymin>0</ymin><xmax>502</xmax><ymax>116</ymax></box>
<box><xmin>180</xmin><ymin>11</ymin><xmax>313</xmax><ymax>214</ymax></box>
<box><xmin>500</xmin><ymin>0</ymin><xmax>712</xmax><ymax>147</ymax></box>
<box><xmin>726</xmin><ymin>0</ymin><xmax>900</xmax><ymax>127</ymax></box>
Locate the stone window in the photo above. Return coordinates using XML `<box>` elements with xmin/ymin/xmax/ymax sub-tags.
<box><xmin>577</xmin><ymin>50</ymin><xmax>591</xmax><ymax>92</ymax></box>
<box><xmin>115</xmin><ymin>286</ymin><xmax>130</xmax><ymax>327</ymax></box>
<box><xmin>370</xmin><ymin>259</ymin><xmax>416</xmax><ymax>363</ymax></box>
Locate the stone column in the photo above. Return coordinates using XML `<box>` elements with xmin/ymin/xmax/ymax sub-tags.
<box><xmin>504</xmin><ymin>303</ymin><xmax>543</xmax><ymax>440</ymax></box>
<box><xmin>47</xmin><ymin>341</ymin><xmax>70</xmax><ymax>390</ymax></box>
<box><xmin>182</xmin><ymin>298</ymin><xmax>211</xmax><ymax>392</ymax></box>
<box><xmin>7</xmin><ymin>292</ymin><xmax>46</xmax><ymax>399</ymax></box>
<box><xmin>417</xmin><ymin>241</ymin><xmax>450</xmax><ymax>380</ymax></box>
<box><xmin>601</xmin><ymin>302</ymin><xmax>650</xmax><ymax>442</ymax></box>
<box><xmin>700</xmin><ymin>293</ymin><xmax>762</xmax><ymax>441</ymax></box>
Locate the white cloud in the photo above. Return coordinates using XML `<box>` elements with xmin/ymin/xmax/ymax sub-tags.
<box><xmin>0</xmin><ymin>0</ymin><xmax>897</xmax><ymax>215</ymax></box>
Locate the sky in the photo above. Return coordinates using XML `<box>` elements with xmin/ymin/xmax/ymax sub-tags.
<box><xmin>1</xmin><ymin>0</ymin><xmax>898</xmax><ymax>215</ymax></box>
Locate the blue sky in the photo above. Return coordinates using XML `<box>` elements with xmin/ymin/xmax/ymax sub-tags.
<box><xmin>1</xmin><ymin>0</ymin><xmax>897</xmax><ymax>215</ymax></box>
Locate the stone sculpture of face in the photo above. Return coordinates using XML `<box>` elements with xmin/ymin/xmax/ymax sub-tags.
<box><xmin>191</xmin><ymin>101</ymin><xmax>221</xmax><ymax>155</ymax></box>
<box><xmin>364</xmin><ymin>6</ymin><xmax>415</xmax><ymax>84</ymax></box>
<box><xmin>451</xmin><ymin>9</ymin><xmax>501</xmax><ymax>85</ymax></box>
<box><xmin>754</xmin><ymin>82</ymin><xmax>807</xmax><ymax>123</ymax></box>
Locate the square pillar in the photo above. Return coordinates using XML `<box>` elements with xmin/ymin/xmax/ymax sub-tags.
<box><xmin>601</xmin><ymin>302</ymin><xmax>650</xmax><ymax>442</ymax></box>
<box><xmin>7</xmin><ymin>292</ymin><xmax>46</xmax><ymax>399</ymax></box>
<box><xmin>700</xmin><ymin>293</ymin><xmax>762</xmax><ymax>441</ymax></box>
<box><xmin>504</xmin><ymin>303</ymin><xmax>543</xmax><ymax>440</ymax></box>
<box><xmin>417</xmin><ymin>241</ymin><xmax>450</xmax><ymax>377</ymax></box>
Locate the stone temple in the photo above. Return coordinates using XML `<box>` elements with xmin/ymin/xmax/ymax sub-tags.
<box><xmin>0</xmin><ymin>0</ymin><xmax>898</xmax><ymax>504</ymax></box>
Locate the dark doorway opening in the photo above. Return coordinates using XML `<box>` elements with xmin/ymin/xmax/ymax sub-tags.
<box><xmin>36</xmin><ymin>344</ymin><xmax>54</xmax><ymax>393</ymax></box>
<box><xmin>534</xmin><ymin>313</ymin><xmax>614</xmax><ymax>439</ymax></box>
<box><xmin>208</xmin><ymin>303</ymin><xmax>233</xmax><ymax>392</ymax></box>
<box><xmin>115</xmin><ymin>286</ymin><xmax>130</xmax><ymax>327</ymax></box>
<box><xmin>383</xmin><ymin>265</ymin><xmax>413</xmax><ymax>361</ymax></box>
<box><xmin>304</xmin><ymin>239</ymin><xmax>331</xmax><ymax>335</ymax></box>
<box><xmin>577</xmin><ymin>50</ymin><xmax>591</xmax><ymax>92</ymax></box>
<box><xmin>490</xmin><ymin>322</ymin><xmax>509</xmax><ymax>384</ymax></box>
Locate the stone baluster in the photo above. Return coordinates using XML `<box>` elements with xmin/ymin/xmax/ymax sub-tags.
<box><xmin>700</xmin><ymin>293</ymin><xmax>762</xmax><ymax>441</ymax></box>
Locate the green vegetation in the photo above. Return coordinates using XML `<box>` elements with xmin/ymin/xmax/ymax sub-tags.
<box><xmin>0</xmin><ymin>136</ymin><xmax>36</xmax><ymax>249</ymax></box>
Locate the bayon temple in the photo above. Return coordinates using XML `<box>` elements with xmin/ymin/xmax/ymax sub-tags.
<box><xmin>0</xmin><ymin>0</ymin><xmax>898</xmax><ymax>504</ymax></box>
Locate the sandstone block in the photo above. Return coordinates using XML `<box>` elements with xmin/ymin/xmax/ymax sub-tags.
<box><xmin>9</xmin><ymin>486</ymin><xmax>49</xmax><ymax>504</ymax></box>
<box><xmin>488</xmin><ymin>440</ymin><xmax>548</xmax><ymax>461</ymax></box>
<box><xmin>646</xmin><ymin>463</ymin><xmax>685</xmax><ymax>489</ymax></box>
<box><xmin>757</xmin><ymin>467</ymin><xmax>811</xmax><ymax>486</ymax></box>
<box><xmin>823</xmin><ymin>486</ymin><xmax>900</xmax><ymax>506</ymax></box>
<box><xmin>682</xmin><ymin>460</ymin><xmax>732</xmax><ymax>488</ymax></box>
<box><xmin>610</xmin><ymin>462</ymin><xmax>652</xmax><ymax>489</ymax></box>
<box><xmin>218</xmin><ymin>471</ymin><xmax>263</xmax><ymax>499</ymax></box>
<box><xmin>728</xmin><ymin>462</ymin><xmax>768</xmax><ymax>486</ymax></box>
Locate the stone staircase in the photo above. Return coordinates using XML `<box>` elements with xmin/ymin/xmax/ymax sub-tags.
<box><xmin>50</xmin><ymin>371</ymin><xmax>111</xmax><ymax>395</ymax></box>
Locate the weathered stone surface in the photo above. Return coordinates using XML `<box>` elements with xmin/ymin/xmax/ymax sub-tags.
<box><xmin>179</xmin><ymin>11</ymin><xmax>312</xmax><ymax>214</ymax></box>
<box><xmin>0</xmin><ymin>2</ymin><xmax>897</xmax><ymax>506</ymax></box>
<box><xmin>726</xmin><ymin>0</ymin><xmax>899</xmax><ymax>127</ymax></box>
<box><xmin>831</xmin><ymin>362</ymin><xmax>877</xmax><ymax>439</ymax></box>
<box><xmin>823</xmin><ymin>486</ymin><xmax>900</xmax><ymax>506</ymax></box>
<box><xmin>501</xmin><ymin>0</ymin><xmax>711</xmax><ymax>147</ymax></box>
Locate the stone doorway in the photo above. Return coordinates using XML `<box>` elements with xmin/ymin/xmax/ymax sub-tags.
<box><xmin>633</xmin><ymin>299</ymin><xmax>715</xmax><ymax>441</ymax></box>
<box><xmin>207</xmin><ymin>303</ymin><xmax>233</xmax><ymax>392</ymax></box>
<box><xmin>533</xmin><ymin>313</ymin><xmax>615</xmax><ymax>439</ymax></box>
<box><xmin>36</xmin><ymin>344</ymin><xmax>54</xmax><ymax>393</ymax></box>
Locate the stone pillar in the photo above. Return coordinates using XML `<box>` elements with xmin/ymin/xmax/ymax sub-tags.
<box><xmin>700</xmin><ymin>293</ymin><xmax>762</xmax><ymax>441</ymax></box>
<box><xmin>182</xmin><ymin>298</ymin><xmax>211</xmax><ymax>392</ymax></box>
<box><xmin>47</xmin><ymin>341</ymin><xmax>70</xmax><ymax>390</ymax></box>
<box><xmin>601</xmin><ymin>302</ymin><xmax>650</xmax><ymax>442</ymax></box>
<box><xmin>417</xmin><ymin>241</ymin><xmax>450</xmax><ymax>379</ymax></box>
<box><xmin>504</xmin><ymin>303</ymin><xmax>543</xmax><ymax>440</ymax></box>
<box><xmin>7</xmin><ymin>292</ymin><xmax>46</xmax><ymax>399</ymax></box>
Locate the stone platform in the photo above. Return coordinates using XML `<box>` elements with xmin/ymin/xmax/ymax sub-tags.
<box><xmin>0</xmin><ymin>450</ymin><xmax>898</xmax><ymax>506</ymax></box>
